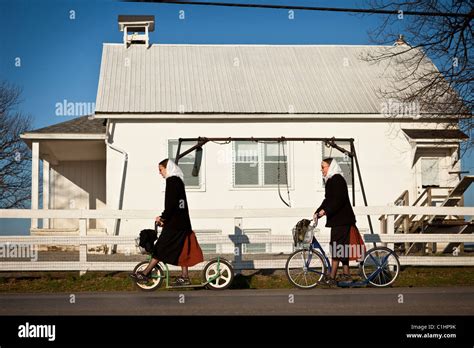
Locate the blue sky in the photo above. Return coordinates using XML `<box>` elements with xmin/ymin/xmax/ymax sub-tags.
<box><xmin>0</xmin><ymin>0</ymin><xmax>391</xmax><ymax>132</ymax></box>
<box><xmin>0</xmin><ymin>0</ymin><xmax>472</xmax><ymax>234</ymax></box>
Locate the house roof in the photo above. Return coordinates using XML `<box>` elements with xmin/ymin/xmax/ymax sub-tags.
<box><xmin>23</xmin><ymin>115</ymin><xmax>106</xmax><ymax>136</ymax></box>
<box><xmin>95</xmin><ymin>43</ymin><xmax>446</xmax><ymax>115</ymax></box>
<box><xmin>402</xmin><ymin>129</ymin><xmax>469</xmax><ymax>140</ymax></box>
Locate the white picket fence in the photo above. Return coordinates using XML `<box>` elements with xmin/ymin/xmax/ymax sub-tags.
<box><xmin>0</xmin><ymin>206</ymin><xmax>473</xmax><ymax>273</ymax></box>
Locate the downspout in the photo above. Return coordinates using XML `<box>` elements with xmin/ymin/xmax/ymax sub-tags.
<box><xmin>104</xmin><ymin>119</ymin><xmax>128</xmax><ymax>254</ymax></box>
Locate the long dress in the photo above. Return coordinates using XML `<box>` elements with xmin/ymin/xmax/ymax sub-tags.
<box><xmin>152</xmin><ymin>176</ymin><xmax>203</xmax><ymax>266</ymax></box>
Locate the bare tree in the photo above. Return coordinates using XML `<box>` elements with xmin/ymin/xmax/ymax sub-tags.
<box><xmin>0</xmin><ymin>81</ymin><xmax>32</xmax><ymax>208</ymax></box>
<box><xmin>363</xmin><ymin>0</ymin><xmax>473</xmax><ymax>152</ymax></box>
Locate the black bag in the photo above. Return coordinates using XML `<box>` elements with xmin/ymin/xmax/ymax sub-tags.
<box><xmin>138</xmin><ymin>229</ymin><xmax>157</xmax><ymax>253</ymax></box>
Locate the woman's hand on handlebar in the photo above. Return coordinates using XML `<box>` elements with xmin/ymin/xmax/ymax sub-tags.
<box><xmin>314</xmin><ymin>210</ymin><xmax>325</xmax><ymax>219</ymax></box>
<box><xmin>155</xmin><ymin>216</ymin><xmax>164</xmax><ymax>227</ymax></box>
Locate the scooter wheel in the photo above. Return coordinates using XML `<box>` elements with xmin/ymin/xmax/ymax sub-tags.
<box><xmin>203</xmin><ymin>258</ymin><xmax>234</xmax><ymax>290</ymax></box>
<box><xmin>132</xmin><ymin>261</ymin><xmax>164</xmax><ymax>291</ymax></box>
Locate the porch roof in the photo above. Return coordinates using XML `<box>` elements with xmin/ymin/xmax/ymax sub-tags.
<box><xmin>21</xmin><ymin>115</ymin><xmax>106</xmax><ymax>139</ymax></box>
<box><xmin>20</xmin><ymin>116</ymin><xmax>107</xmax><ymax>163</ymax></box>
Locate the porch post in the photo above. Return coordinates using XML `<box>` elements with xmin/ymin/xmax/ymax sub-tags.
<box><xmin>43</xmin><ymin>159</ymin><xmax>50</xmax><ymax>228</ymax></box>
<box><xmin>31</xmin><ymin>141</ymin><xmax>39</xmax><ymax>229</ymax></box>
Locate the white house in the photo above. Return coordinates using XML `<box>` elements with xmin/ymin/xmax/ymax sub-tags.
<box><xmin>21</xmin><ymin>17</ymin><xmax>470</xmax><ymax>254</ymax></box>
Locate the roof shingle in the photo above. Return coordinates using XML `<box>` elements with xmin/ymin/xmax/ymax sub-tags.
<box><xmin>27</xmin><ymin>115</ymin><xmax>106</xmax><ymax>134</ymax></box>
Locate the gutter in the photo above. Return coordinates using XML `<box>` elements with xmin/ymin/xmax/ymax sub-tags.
<box><xmin>104</xmin><ymin>119</ymin><xmax>128</xmax><ymax>254</ymax></box>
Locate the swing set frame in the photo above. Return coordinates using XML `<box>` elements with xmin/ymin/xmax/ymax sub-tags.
<box><xmin>174</xmin><ymin>137</ymin><xmax>374</xmax><ymax>234</ymax></box>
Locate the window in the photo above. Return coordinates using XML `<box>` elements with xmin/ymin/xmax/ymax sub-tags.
<box><xmin>200</xmin><ymin>243</ymin><xmax>217</xmax><ymax>254</ymax></box>
<box><xmin>194</xmin><ymin>230</ymin><xmax>220</xmax><ymax>254</ymax></box>
<box><xmin>233</xmin><ymin>141</ymin><xmax>289</xmax><ymax>187</ymax></box>
<box><xmin>168</xmin><ymin>140</ymin><xmax>202</xmax><ymax>188</ymax></box>
<box><xmin>242</xmin><ymin>229</ymin><xmax>270</xmax><ymax>254</ymax></box>
<box><xmin>421</xmin><ymin>158</ymin><xmax>440</xmax><ymax>187</ymax></box>
<box><xmin>322</xmin><ymin>141</ymin><xmax>353</xmax><ymax>186</ymax></box>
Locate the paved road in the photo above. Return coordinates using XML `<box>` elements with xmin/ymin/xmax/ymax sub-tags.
<box><xmin>0</xmin><ymin>287</ymin><xmax>473</xmax><ymax>315</ymax></box>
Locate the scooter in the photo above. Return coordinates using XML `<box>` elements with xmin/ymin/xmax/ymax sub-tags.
<box><xmin>132</xmin><ymin>224</ymin><xmax>234</xmax><ymax>291</ymax></box>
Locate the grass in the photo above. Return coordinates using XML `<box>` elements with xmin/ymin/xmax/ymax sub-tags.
<box><xmin>0</xmin><ymin>267</ymin><xmax>473</xmax><ymax>292</ymax></box>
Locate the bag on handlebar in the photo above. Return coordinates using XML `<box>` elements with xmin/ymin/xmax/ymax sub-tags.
<box><xmin>138</xmin><ymin>228</ymin><xmax>157</xmax><ymax>254</ymax></box>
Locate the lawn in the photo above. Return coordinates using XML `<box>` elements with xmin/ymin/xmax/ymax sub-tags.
<box><xmin>0</xmin><ymin>267</ymin><xmax>473</xmax><ymax>292</ymax></box>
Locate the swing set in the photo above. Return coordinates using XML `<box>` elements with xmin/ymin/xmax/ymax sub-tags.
<box><xmin>175</xmin><ymin>136</ymin><xmax>374</xmax><ymax>234</ymax></box>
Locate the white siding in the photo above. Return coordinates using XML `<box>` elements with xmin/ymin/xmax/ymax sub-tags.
<box><xmin>105</xmin><ymin>119</ymin><xmax>459</xmax><ymax>241</ymax></box>
<box><xmin>51</xmin><ymin>160</ymin><xmax>106</xmax><ymax>230</ymax></box>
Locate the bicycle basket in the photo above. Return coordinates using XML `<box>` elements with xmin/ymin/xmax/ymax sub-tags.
<box><xmin>292</xmin><ymin>219</ymin><xmax>315</xmax><ymax>246</ymax></box>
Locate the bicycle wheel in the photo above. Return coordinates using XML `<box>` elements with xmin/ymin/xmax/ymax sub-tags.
<box><xmin>361</xmin><ymin>247</ymin><xmax>400</xmax><ymax>287</ymax></box>
<box><xmin>285</xmin><ymin>249</ymin><xmax>327</xmax><ymax>289</ymax></box>
<box><xmin>132</xmin><ymin>261</ymin><xmax>164</xmax><ymax>291</ymax></box>
<box><xmin>203</xmin><ymin>258</ymin><xmax>234</xmax><ymax>290</ymax></box>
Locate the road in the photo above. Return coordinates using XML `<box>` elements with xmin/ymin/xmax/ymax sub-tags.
<box><xmin>0</xmin><ymin>287</ymin><xmax>473</xmax><ymax>315</ymax></box>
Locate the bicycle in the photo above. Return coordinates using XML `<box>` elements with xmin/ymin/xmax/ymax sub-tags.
<box><xmin>285</xmin><ymin>218</ymin><xmax>400</xmax><ymax>289</ymax></box>
<box><xmin>131</xmin><ymin>225</ymin><xmax>234</xmax><ymax>291</ymax></box>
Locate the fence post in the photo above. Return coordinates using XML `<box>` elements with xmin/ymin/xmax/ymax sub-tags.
<box><xmin>386</xmin><ymin>213</ymin><xmax>395</xmax><ymax>252</ymax></box>
<box><xmin>79</xmin><ymin>218</ymin><xmax>87</xmax><ymax>276</ymax></box>
<box><xmin>234</xmin><ymin>206</ymin><xmax>243</xmax><ymax>274</ymax></box>
<box><xmin>42</xmin><ymin>160</ymin><xmax>50</xmax><ymax>229</ymax></box>
<box><xmin>403</xmin><ymin>215</ymin><xmax>410</xmax><ymax>251</ymax></box>
<box><xmin>379</xmin><ymin>215</ymin><xmax>386</xmax><ymax>235</ymax></box>
<box><xmin>31</xmin><ymin>142</ymin><xmax>39</xmax><ymax>229</ymax></box>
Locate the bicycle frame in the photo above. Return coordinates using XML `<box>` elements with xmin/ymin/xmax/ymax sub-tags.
<box><xmin>305</xmin><ymin>237</ymin><xmax>395</xmax><ymax>287</ymax></box>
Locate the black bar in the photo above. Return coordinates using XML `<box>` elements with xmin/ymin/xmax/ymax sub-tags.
<box><xmin>178</xmin><ymin>136</ymin><xmax>356</xmax><ymax>143</ymax></box>
<box><xmin>353</xmin><ymin>145</ymin><xmax>375</xmax><ymax>238</ymax></box>
<box><xmin>176</xmin><ymin>137</ymin><xmax>209</xmax><ymax>160</ymax></box>
<box><xmin>174</xmin><ymin>139</ymin><xmax>182</xmax><ymax>164</ymax></box>
<box><xmin>1</xmin><ymin>315</ymin><xmax>472</xmax><ymax>346</ymax></box>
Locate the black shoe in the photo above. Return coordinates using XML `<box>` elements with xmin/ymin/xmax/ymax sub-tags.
<box><xmin>317</xmin><ymin>276</ymin><xmax>338</xmax><ymax>288</ymax></box>
<box><xmin>173</xmin><ymin>276</ymin><xmax>191</xmax><ymax>286</ymax></box>
<box><xmin>129</xmin><ymin>271</ymin><xmax>149</xmax><ymax>283</ymax></box>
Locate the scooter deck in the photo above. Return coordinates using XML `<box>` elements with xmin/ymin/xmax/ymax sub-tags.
<box><xmin>166</xmin><ymin>283</ymin><xmax>208</xmax><ymax>289</ymax></box>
